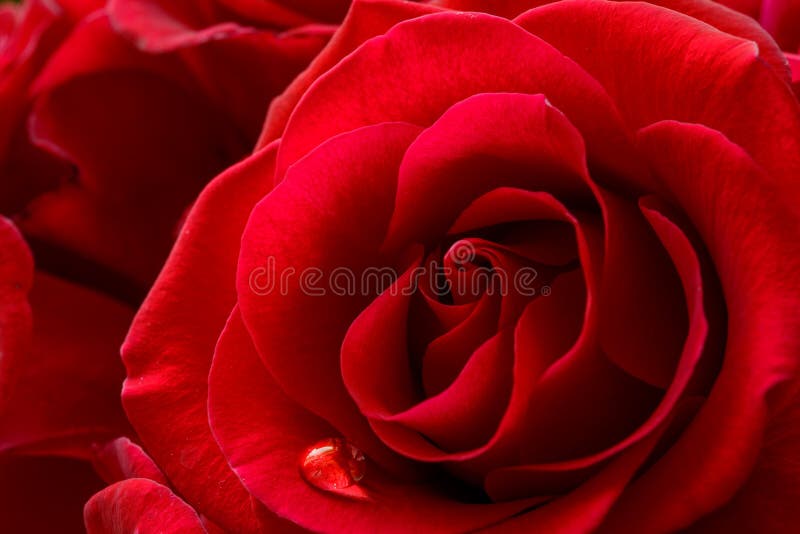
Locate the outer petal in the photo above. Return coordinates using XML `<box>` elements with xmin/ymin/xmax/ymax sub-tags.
<box><xmin>25</xmin><ymin>16</ymin><xmax>246</xmax><ymax>287</ymax></box>
<box><xmin>258</xmin><ymin>0</ymin><xmax>443</xmax><ymax>144</ymax></box>
<box><xmin>121</xmin><ymin>144</ymin><xmax>278</xmax><ymax>532</ymax></box>
<box><xmin>237</xmin><ymin>123</ymin><xmax>424</xmax><ymax>477</ymax></box>
<box><xmin>684</xmin><ymin>386</ymin><xmax>800</xmax><ymax>532</ymax></box>
<box><xmin>108</xmin><ymin>0</ymin><xmax>346</xmax><ymax>52</ymax></box>
<box><xmin>84</xmin><ymin>478</ymin><xmax>206</xmax><ymax>534</ymax></box>
<box><xmin>108</xmin><ymin>0</ymin><xmax>277</xmax><ymax>51</ymax></box>
<box><xmin>599</xmin><ymin>121</ymin><xmax>800</xmax><ymax>531</ymax></box>
<box><xmin>0</xmin><ymin>0</ymin><xmax>71</xmax><ymax>214</ymax></box>
<box><xmin>172</xmin><ymin>26</ymin><xmax>333</xmax><ymax>142</ymax></box>
<box><xmin>515</xmin><ymin>0</ymin><xmax>800</xmax><ymax>193</ymax></box>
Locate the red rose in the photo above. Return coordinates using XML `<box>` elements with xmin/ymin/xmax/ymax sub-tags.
<box><xmin>93</xmin><ymin>0</ymin><xmax>800</xmax><ymax>532</ymax></box>
<box><xmin>0</xmin><ymin>0</ymin><xmax>345</xmax><ymax>531</ymax></box>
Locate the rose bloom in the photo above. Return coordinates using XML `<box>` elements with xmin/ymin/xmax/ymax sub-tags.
<box><xmin>75</xmin><ymin>0</ymin><xmax>800</xmax><ymax>532</ymax></box>
<box><xmin>0</xmin><ymin>0</ymin><xmax>345</xmax><ymax>532</ymax></box>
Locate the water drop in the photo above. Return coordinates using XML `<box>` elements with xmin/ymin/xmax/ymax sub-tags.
<box><xmin>299</xmin><ymin>438</ymin><xmax>368</xmax><ymax>499</ymax></box>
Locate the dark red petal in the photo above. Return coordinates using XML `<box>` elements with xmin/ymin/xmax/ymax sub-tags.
<box><xmin>91</xmin><ymin>437</ymin><xmax>167</xmax><ymax>485</ymax></box>
<box><xmin>266</xmin><ymin>0</ymin><xmax>350</xmax><ymax>23</ymax></box>
<box><xmin>26</xmin><ymin>21</ymin><xmax>244</xmax><ymax>285</ymax></box>
<box><xmin>110</xmin><ymin>0</ymin><xmax>334</xmax><ymax>142</ymax></box>
<box><xmin>121</xmin><ymin>145</ymin><xmax>278</xmax><ymax>533</ymax></box>
<box><xmin>387</xmin><ymin>330</ymin><xmax>514</xmax><ymax>455</ymax></box>
<box><xmin>258</xmin><ymin>0</ymin><xmax>442</xmax><ymax>145</ymax></box>
<box><xmin>0</xmin><ymin>455</ymin><xmax>105</xmax><ymax>534</ymax></box>
<box><xmin>274</xmin><ymin>14</ymin><xmax>644</xmax><ymax>190</ymax></box>
<box><xmin>759</xmin><ymin>0</ymin><xmax>800</xmax><ymax>50</ymax></box>
<box><xmin>237</xmin><ymin>123</ymin><xmax>422</xmax><ymax>476</ymax></box>
<box><xmin>420</xmin><ymin>292</ymin><xmax>500</xmax><ymax>397</ymax></box>
<box><xmin>516</xmin><ymin>0</ymin><xmax>800</xmax><ymax>193</ymax></box>
<box><xmin>84</xmin><ymin>478</ymin><xmax>205</xmax><ymax>534</ymax></box>
<box><xmin>161</xmin><ymin>28</ymin><xmax>332</xmax><ymax>141</ymax></box>
<box><xmin>0</xmin><ymin>218</ymin><xmax>33</xmax><ymax>409</ymax></box>
<box><xmin>487</xmin><ymin>202</ymin><xmax>711</xmax><ymax>500</ymax></box>
<box><xmin>684</xmin><ymin>386</ymin><xmax>800</xmax><ymax>532</ymax></box>
<box><xmin>0</xmin><ymin>273</ymin><xmax>132</xmax><ymax>458</ymax></box>
<box><xmin>600</xmin><ymin>121</ymin><xmax>800</xmax><ymax>530</ymax></box>
<box><xmin>482</xmin><ymin>427</ymin><xmax>666</xmax><ymax>533</ymax></box>
<box><xmin>208</xmin><ymin>309</ymin><xmax>535</xmax><ymax>534</ymax></box>
<box><xmin>597</xmin><ymin>189</ymin><xmax>687</xmax><ymax>389</ymax></box>
<box><xmin>108</xmin><ymin>0</ymin><xmax>264</xmax><ymax>52</ymax></box>
<box><xmin>31</xmin><ymin>13</ymin><xmax>185</xmax><ymax>98</ymax></box>
<box><xmin>514</xmin><ymin>345</ymin><xmax>662</xmax><ymax>466</ymax></box>
<box><xmin>0</xmin><ymin>0</ymin><xmax>71</xmax><ymax>213</ymax></box>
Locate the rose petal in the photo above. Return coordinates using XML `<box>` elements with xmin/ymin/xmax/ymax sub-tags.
<box><xmin>486</xmin><ymin>189</ymin><xmax>715</xmax><ymax>504</ymax></box>
<box><xmin>483</xmin><ymin>427</ymin><xmax>666</xmax><ymax>533</ymax></box>
<box><xmin>237</xmin><ymin>122</ymin><xmax>423</xmax><ymax>477</ymax></box>
<box><xmin>600</xmin><ymin>120</ymin><xmax>800</xmax><ymax>530</ymax></box>
<box><xmin>597</xmin><ymin>188</ymin><xmax>687</xmax><ymax>389</ymax></box>
<box><xmin>0</xmin><ymin>218</ymin><xmax>33</xmax><ymax>409</ymax></box>
<box><xmin>84</xmin><ymin>478</ymin><xmax>206</xmax><ymax>534</ymax></box>
<box><xmin>257</xmin><ymin>0</ymin><xmax>442</xmax><ymax>144</ymax></box>
<box><xmin>387</xmin><ymin>330</ymin><xmax>514</xmax><ymax>455</ymax></box>
<box><xmin>160</xmin><ymin>28</ymin><xmax>333</xmax><ymax>141</ymax></box>
<box><xmin>91</xmin><ymin>437</ymin><xmax>167</xmax><ymax>485</ymax></box>
<box><xmin>26</xmin><ymin>20</ymin><xmax>245</xmax><ymax>285</ymax></box>
<box><xmin>516</xmin><ymin>0</ymin><xmax>800</xmax><ymax>193</ymax></box>
<box><xmin>275</xmin><ymin>13</ymin><xmax>645</xmax><ymax>190</ymax></box>
<box><xmin>384</xmin><ymin>93</ymin><xmax>596</xmax><ymax>254</ymax></box>
<box><xmin>683</xmin><ymin>386</ymin><xmax>800</xmax><ymax>532</ymax></box>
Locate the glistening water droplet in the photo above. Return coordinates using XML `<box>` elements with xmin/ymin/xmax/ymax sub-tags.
<box><xmin>299</xmin><ymin>438</ymin><xmax>368</xmax><ymax>500</ymax></box>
